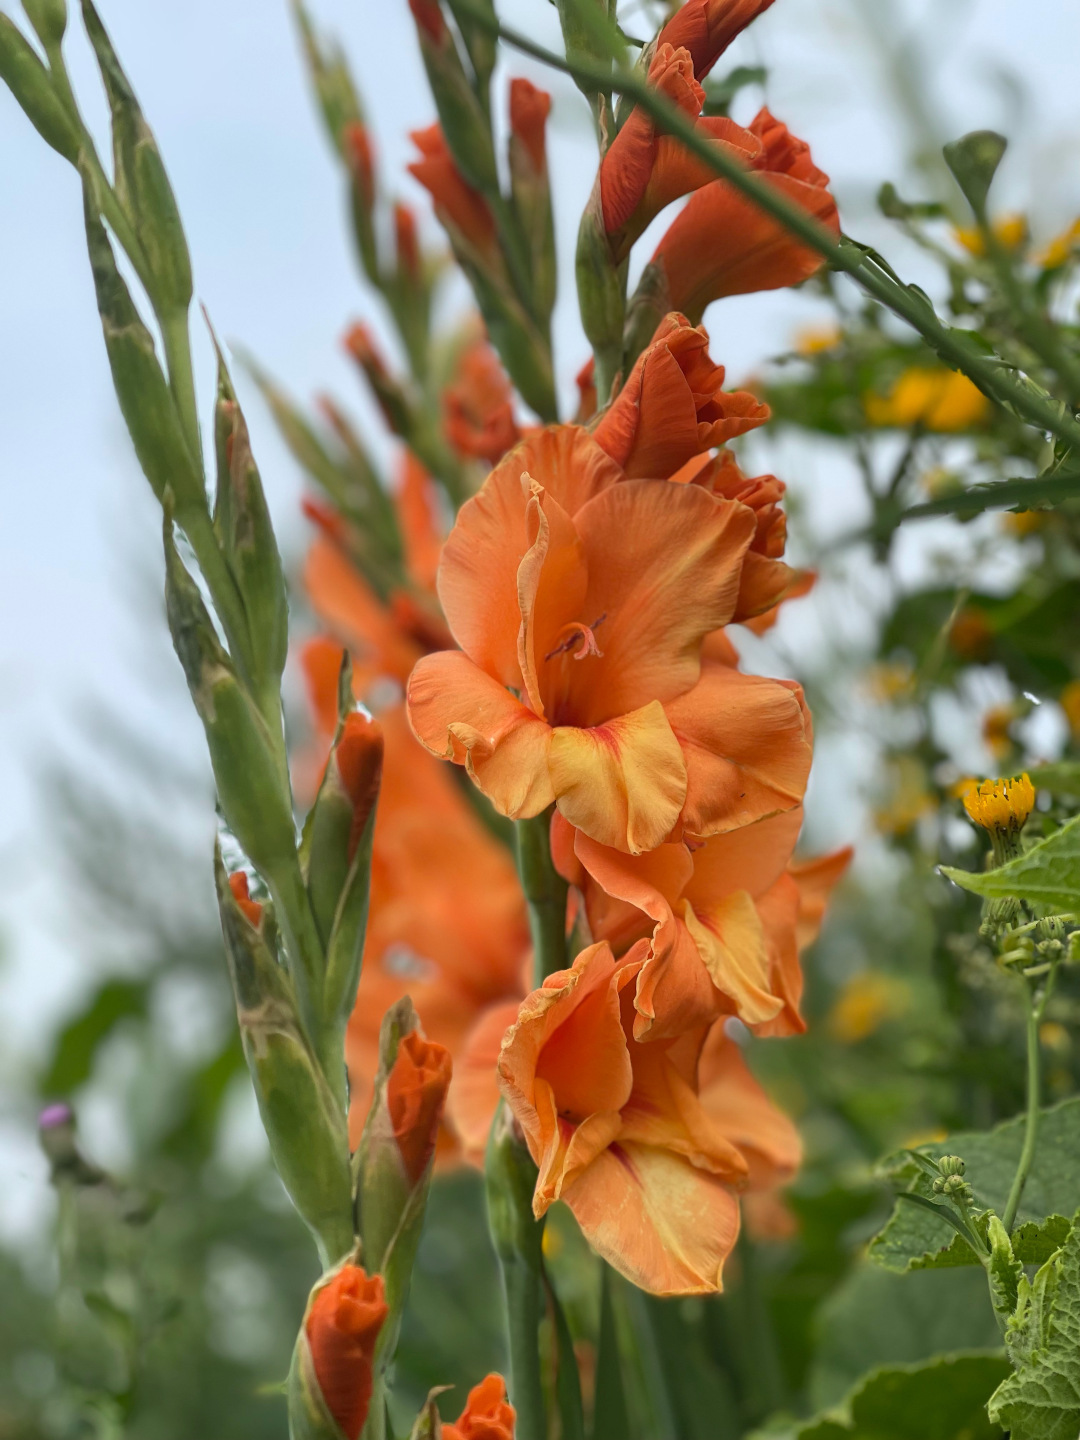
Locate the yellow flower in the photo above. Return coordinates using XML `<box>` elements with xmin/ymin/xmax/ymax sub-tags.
<box><xmin>864</xmin><ymin>368</ymin><xmax>990</xmax><ymax>432</ymax></box>
<box><xmin>828</xmin><ymin>973</ymin><xmax>910</xmax><ymax>1043</ymax></box>
<box><xmin>954</xmin><ymin>213</ymin><xmax>1028</xmax><ymax>258</ymax></box>
<box><xmin>865</xmin><ymin>660</ymin><xmax>915</xmax><ymax>703</ymax></box>
<box><xmin>960</xmin><ymin>773</ymin><xmax>1035</xmax><ymax>835</ymax></box>
<box><xmin>794</xmin><ymin>323</ymin><xmax>842</xmax><ymax>356</ymax></box>
<box><xmin>1002</xmin><ymin>508</ymin><xmax>1049</xmax><ymax>537</ymax></box>
<box><xmin>1036</xmin><ymin>218</ymin><xmax>1080</xmax><ymax>270</ymax></box>
<box><xmin>1039</xmin><ymin>1021</ymin><xmax>1070</xmax><ymax>1054</ymax></box>
<box><xmin>1060</xmin><ymin>680</ymin><xmax>1080</xmax><ymax>740</ymax></box>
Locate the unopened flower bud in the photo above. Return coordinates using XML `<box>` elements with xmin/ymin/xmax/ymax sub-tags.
<box><xmin>290</xmin><ymin>1264</ymin><xmax>389</xmax><ymax>1440</ymax></box>
<box><xmin>387</xmin><ymin>1030</ymin><xmax>453</xmax><ymax>1187</ymax></box>
<box><xmin>21</xmin><ymin>0</ymin><xmax>67</xmax><ymax>48</ymax></box>
<box><xmin>394</xmin><ymin>202</ymin><xmax>422</xmax><ymax>285</ymax></box>
<box><xmin>344</xmin><ymin>323</ymin><xmax>411</xmax><ymax>437</ymax></box>
<box><xmin>938</xmin><ymin>1155</ymin><xmax>966</xmax><ymax>1178</ymax></box>
<box><xmin>442</xmin><ymin>1374</ymin><xmax>516</xmax><ymax>1440</ymax></box>
<box><xmin>0</xmin><ymin>15</ymin><xmax>79</xmax><ymax>162</ymax></box>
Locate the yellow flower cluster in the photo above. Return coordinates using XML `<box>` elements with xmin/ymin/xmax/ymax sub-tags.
<box><xmin>960</xmin><ymin>773</ymin><xmax>1035</xmax><ymax>834</ymax></box>
<box><xmin>864</xmin><ymin>368</ymin><xmax>990</xmax><ymax>432</ymax></box>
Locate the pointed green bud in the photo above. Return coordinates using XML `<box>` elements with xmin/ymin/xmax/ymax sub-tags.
<box><xmin>485</xmin><ymin>1099</ymin><xmax>543</xmax><ymax>1271</ymax></box>
<box><xmin>301</xmin><ymin>687</ymin><xmax>383</xmax><ymax>1028</ymax></box>
<box><xmin>21</xmin><ymin>0</ymin><xmax>67</xmax><ymax>49</ymax></box>
<box><xmin>82</xmin><ymin>189</ymin><xmax>204</xmax><ymax>512</ymax></box>
<box><xmin>164</xmin><ymin>525</ymin><xmax>297</xmax><ymax>879</ymax></box>
<box><xmin>81</xmin><ymin>0</ymin><xmax>192</xmax><ymax>314</ymax></box>
<box><xmin>445</xmin><ymin>0</ymin><xmax>497</xmax><ymax>96</ymax></box>
<box><xmin>216</xmin><ymin>850</ymin><xmax>354</xmax><ymax>1267</ymax></box>
<box><xmin>288</xmin><ymin>1258</ymin><xmax>388</xmax><ymax>1440</ymax></box>
<box><xmin>0</xmin><ymin>15</ymin><xmax>79</xmax><ymax>162</ymax></box>
<box><xmin>576</xmin><ymin>200</ymin><xmax>628</xmax><ymax>400</ymax></box>
<box><xmin>355</xmin><ymin>1000</ymin><xmax>451</xmax><ymax>1385</ymax></box>
<box><xmin>210</xmin><ymin>338</ymin><xmax>289</xmax><ymax>691</ymax></box>
<box><xmin>943</xmin><ymin>130</ymin><xmax>1007</xmax><ymax>221</ymax></box>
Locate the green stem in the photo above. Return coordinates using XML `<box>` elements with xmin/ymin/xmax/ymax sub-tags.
<box><xmin>450</xmin><ymin>0</ymin><xmax>1080</xmax><ymax>450</ymax></box>
<box><xmin>1003</xmin><ymin>989</ymin><xmax>1041</xmax><ymax>1233</ymax></box>
<box><xmin>515</xmin><ymin>808</ymin><xmax>569</xmax><ymax>986</ymax></box>
<box><xmin>486</xmin><ymin>1103</ymin><xmax>547</xmax><ymax>1440</ymax></box>
<box><xmin>160</xmin><ymin>307</ymin><xmax>203</xmax><ymax>479</ymax></box>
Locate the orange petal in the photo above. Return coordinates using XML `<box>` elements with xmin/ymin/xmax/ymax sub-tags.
<box><xmin>698</xmin><ymin>1028</ymin><xmax>802</xmax><ymax>1188</ymax></box>
<box><xmin>448</xmin><ymin>1002</ymin><xmax>521</xmax><ymax>1165</ymax></box>
<box><xmin>406</xmin><ymin>651</ymin><xmax>555</xmax><ymax>818</ymax></box>
<box><xmin>664</xmin><ymin>663</ymin><xmax>811</xmax><ymax>838</ymax></box>
<box><xmin>751</xmin><ymin>874</ymin><xmax>805</xmax><ymax>1037</ymax></box>
<box><xmin>681</xmin><ymin>890</ymin><xmax>782</xmax><ymax>1027</ymax></box>
<box><xmin>643</xmin><ymin>117</ymin><xmax>761</xmax><ymax>231</ymax></box>
<box><xmin>567</xmin><ymin>481</ymin><xmax>756</xmax><ymax>724</ymax></box>
<box><xmin>655</xmin><ymin>171</ymin><xmax>840</xmax><ymax>324</ymax></box>
<box><xmin>395</xmin><ymin>451</ymin><xmax>443</xmax><ymax>593</ymax></box>
<box><xmin>790</xmin><ymin>845</ymin><xmax>853</xmax><ymax>949</ymax></box>
<box><xmin>516</xmin><ymin>479</ymin><xmax>588</xmax><ymax>716</ymax></box>
<box><xmin>561</xmin><ymin>1141</ymin><xmax>741</xmax><ymax>1294</ymax></box>
<box><xmin>549</xmin><ymin>701</ymin><xmax>687</xmax><ymax>854</ymax></box>
<box><xmin>684</xmin><ymin>806</ymin><xmax>804</xmax><ymax>904</ymax></box>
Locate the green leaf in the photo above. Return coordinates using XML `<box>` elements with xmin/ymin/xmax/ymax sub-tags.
<box><xmin>871</xmin><ymin>1097</ymin><xmax>1080</xmax><ymax>1271</ymax></box>
<box><xmin>809</xmin><ymin>1264</ymin><xmax>1005</xmax><ymax>1411</ymax></box>
<box><xmin>943</xmin><ymin>129</ymin><xmax>1007</xmax><ymax>218</ymax></box>
<box><xmin>40</xmin><ymin>978</ymin><xmax>149</xmax><ymax>1094</ymax></box>
<box><xmin>941</xmin><ymin>814</ymin><xmax>1080</xmax><ymax>912</ymax></box>
<box><xmin>753</xmin><ymin>1354</ymin><xmax>1010</xmax><ymax>1440</ymax></box>
<box><xmin>988</xmin><ymin>1211</ymin><xmax>1080</xmax><ymax>1440</ymax></box>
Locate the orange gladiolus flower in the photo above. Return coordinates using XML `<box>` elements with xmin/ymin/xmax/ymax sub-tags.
<box><xmin>443</xmin><ymin>330</ymin><xmax>521</xmax><ymax>464</ymax></box>
<box><xmin>387</xmin><ymin>1029</ymin><xmax>453</xmax><ymax>1185</ymax></box>
<box><xmin>593</xmin><ymin>313</ymin><xmax>769</xmax><ymax>479</ymax></box>
<box><xmin>497</xmin><ymin>940</ymin><xmax>747</xmax><ymax>1294</ymax></box>
<box><xmin>306</xmin><ymin>1266</ymin><xmax>388</xmax><ymax>1440</ymax></box>
<box><xmin>443</xmin><ymin>1373</ymin><xmax>516</xmax><ymax>1440</ymax></box>
<box><xmin>651</xmin><ymin>107</ymin><xmax>838</xmax><ymax>323</ymax></box>
<box><xmin>598</xmin><ymin>43</ymin><xmax>761</xmax><ymax>260</ymax></box>
<box><xmin>658</xmin><ymin>0</ymin><xmax>777</xmax><ymax>81</ymax></box>
<box><xmin>407</xmin><ymin>425</ymin><xmax>812</xmax><ymax>854</ymax></box>
<box><xmin>552</xmin><ymin>807</ymin><xmax>816</xmax><ymax>1040</ymax></box>
<box><xmin>408</xmin><ymin>124</ymin><xmax>498</xmax><ymax>258</ymax></box>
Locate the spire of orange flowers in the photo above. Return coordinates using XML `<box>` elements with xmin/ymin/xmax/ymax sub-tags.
<box><xmin>443</xmin><ymin>1373</ymin><xmax>516</xmax><ymax>1440</ymax></box>
<box><xmin>593</xmin><ymin>313</ymin><xmax>769</xmax><ymax>479</ymax></box>
<box><xmin>497</xmin><ymin>940</ymin><xmax>746</xmax><ymax>1294</ymax></box>
<box><xmin>657</xmin><ymin>0</ymin><xmax>777</xmax><ymax>81</ymax></box>
<box><xmin>305</xmin><ymin>1266</ymin><xmax>388</xmax><ymax>1440</ymax></box>
<box><xmin>386</xmin><ymin>1029</ymin><xmax>453</xmax><ymax>1185</ymax></box>
<box><xmin>408</xmin><ymin>124</ymin><xmax>497</xmax><ymax>257</ymax></box>
<box><xmin>648</xmin><ymin>108</ymin><xmax>838</xmax><ymax>323</ymax></box>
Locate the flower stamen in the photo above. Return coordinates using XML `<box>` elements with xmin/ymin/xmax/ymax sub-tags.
<box><xmin>544</xmin><ymin>613</ymin><xmax>607</xmax><ymax>662</ymax></box>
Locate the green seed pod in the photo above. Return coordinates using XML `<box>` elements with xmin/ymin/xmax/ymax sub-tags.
<box><xmin>0</xmin><ymin>15</ymin><xmax>79</xmax><ymax>162</ymax></box>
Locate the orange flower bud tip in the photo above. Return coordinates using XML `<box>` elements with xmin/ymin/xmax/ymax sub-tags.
<box><xmin>961</xmin><ymin>773</ymin><xmax>1035</xmax><ymax>835</ymax></box>
<box><xmin>228</xmin><ymin>870</ymin><xmax>263</xmax><ymax>927</ymax></box>
<box><xmin>408</xmin><ymin>0</ymin><xmax>448</xmax><ymax>41</ymax></box>
<box><xmin>509</xmin><ymin>76</ymin><xmax>551</xmax><ymax>172</ymax></box>
<box><xmin>337</xmin><ymin>711</ymin><xmax>384</xmax><ymax>858</ymax></box>
<box><xmin>301</xmin><ymin>635</ymin><xmax>347</xmax><ymax>737</ymax></box>
<box><xmin>442</xmin><ymin>1373</ymin><xmax>515</xmax><ymax>1440</ymax></box>
<box><xmin>306</xmin><ymin>1266</ymin><xmax>389</xmax><ymax>1440</ymax></box>
<box><xmin>342</xmin><ymin>120</ymin><xmax>375</xmax><ymax>201</ymax></box>
<box><xmin>387</xmin><ymin>1029</ymin><xmax>453</xmax><ymax>1186</ymax></box>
